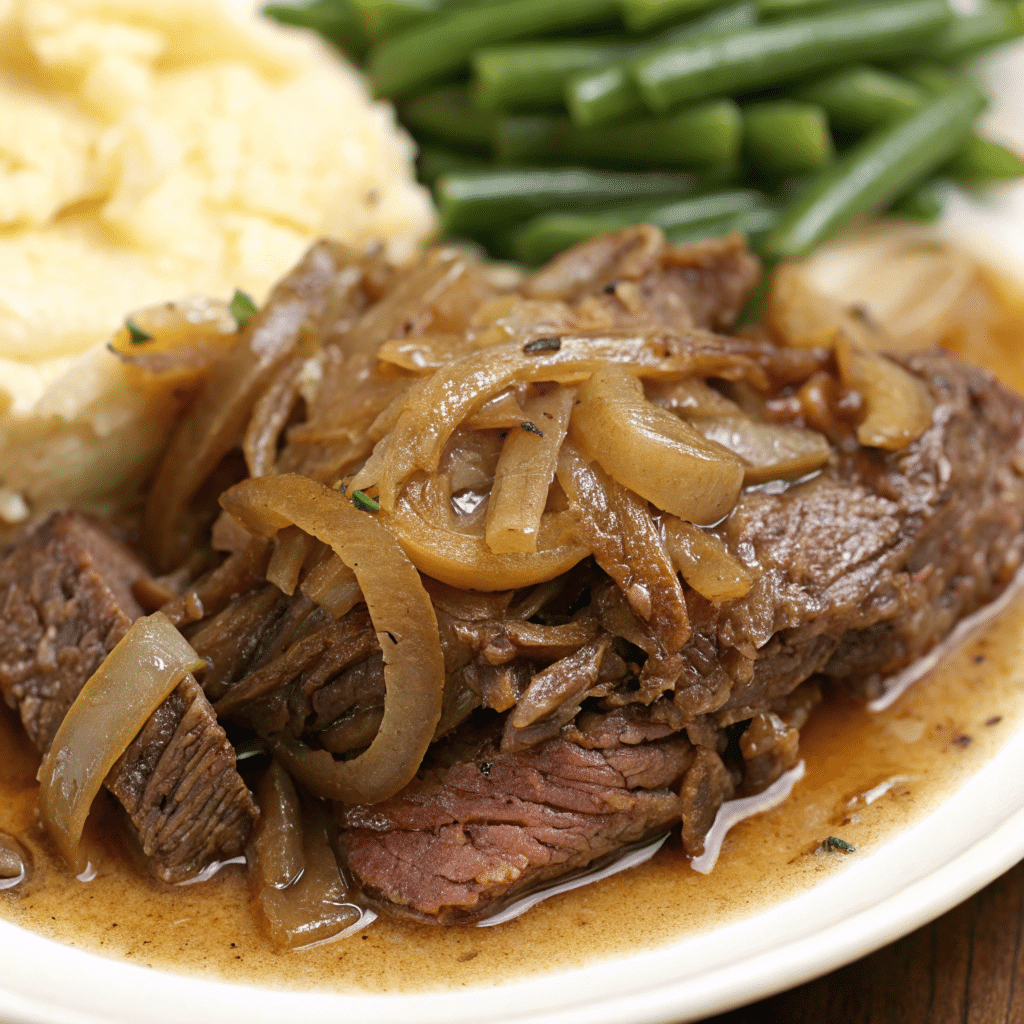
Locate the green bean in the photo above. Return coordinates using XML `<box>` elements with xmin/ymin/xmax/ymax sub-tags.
<box><xmin>400</xmin><ymin>86</ymin><xmax>497</xmax><ymax>152</ymax></box>
<box><xmin>634</xmin><ymin>0</ymin><xmax>951</xmax><ymax>113</ymax></box>
<box><xmin>418</xmin><ymin>146</ymin><xmax>490</xmax><ymax>188</ymax></box>
<box><xmin>510</xmin><ymin>190</ymin><xmax>769</xmax><ymax>263</ymax></box>
<box><xmin>763</xmin><ymin>87</ymin><xmax>984</xmax><ymax>261</ymax></box>
<box><xmin>437</xmin><ymin>167</ymin><xmax>705</xmax><ymax>234</ymax></box>
<box><xmin>666</xmin><ymin>205</ymin><xmax>779</xmax><ymax>245</ymax></box>
<box><xmin>793</xmin><ymin>66</ymin><xmax>925</xmax><ymax>133</ymax></box>
<box><xmin>931</xmin><ymin>0</ymin><xmax>1024</xmax><ymax>62</ymax></box>
<box><xmin>743</xmin><ymin>101</ymin><xmax>834</xmax><ymax>175</ymax></box>
<box><xmin>264</xmin><ymin>0</ymin><xmax>371</xmax><ymax>59</ymax></box>
<box><xmin>890</xmin><ymin>178</ymin><xmax>947</xmax><ymax>222</ymax></box>
<box><xmin>368</xmin><ymin>0</ymin><xmax>622</xmax><ymax>99</ymax></box>
<box><xmin>473</xmin><ymin>40</ymin><xmax>630</xmax><ymax>112</ymax></box>
<box><xmin>947</xmin><ymin>136</ymin><xmax>1024</xmax><ymax>181</ymax></box>
<box><xmin>622</xmin><ymin>0</ymin><xmax>729</xmax><ymax>35</ymax></box>
<box><xmin>352</xmin><ymin>0</ymin><xmax>440</xmax><ymax>38</ymax></box>
<box><xmin>566</xmin><ymin>2</ymin><xmax>757</xmax><ymax>127</ymax></box>
<box><xmin>494</xmin><ymin>101</ymin><xmax>743</xmax><ymax>168</ymax></box>
<box><xmin>756</xmin><ymin>0</ymin><xmax>841</xmax><ymax>16</ymax></box>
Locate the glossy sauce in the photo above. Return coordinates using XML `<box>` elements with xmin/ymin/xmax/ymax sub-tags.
<box><xmin>0</xmin><ymin>258</ymin><xmax>1022</xmax><ymax>994</ymax></box>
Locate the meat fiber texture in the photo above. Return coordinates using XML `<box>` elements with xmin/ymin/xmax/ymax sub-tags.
<box><xmin>1</xmin><ymin>229</ymin><xmax>1023</xmax><ymax>923</ymax></box>
<box><xmin>0</xmin><ymin>512</ymin><xmax>257</xmax><ymax>883</ymax></box>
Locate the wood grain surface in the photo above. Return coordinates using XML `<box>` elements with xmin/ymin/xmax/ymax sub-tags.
<box><xmin>704</xmin><ymin>856</ymin><xmax>1024</xmax><ymax>1024</ymax></box>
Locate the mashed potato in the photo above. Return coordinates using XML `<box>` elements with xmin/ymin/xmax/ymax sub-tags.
<box><xmin>0</xmin><ymin>0</ymin><xmax>435</xmax><ymax>518</ymax></box>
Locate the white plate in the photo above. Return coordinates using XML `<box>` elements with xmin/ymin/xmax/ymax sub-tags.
<box><xmin>3</xmin><ymin>41</ymin><xmax>1024</xmax><ymax>1024</ymax></box>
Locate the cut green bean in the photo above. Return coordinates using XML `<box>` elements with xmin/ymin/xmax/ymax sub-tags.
<box><xmin>890</xmin><ymin>178</ymin><xmax>947</xmax><ymax>222</ymax></box>
<box><xmin>931</xmin><ymin>0</ymin><xmax>1024</xmax><ymax>62</ymax></box>
<box><xmin>510</xmin><ymin>190</ymin><xmax>769</xmax><ymax>263</ymax></box>
<box><xmin>763</xmin><ymin>87</ymin><xmax>985</xmax><ymax>261</ymax></box>
<box><xmin>473</xmin><ymin>40</ymin><xmax>630</xmax><ymax>112</ymax></box>
<box><xmin>743</xmin><ymin>101</ymin><xmax>834</xmax><ymax>175</ymax></box>
<box><xmin>666</xmin><ymin>205</ymin><xmax>779</xmax><ymax>245</ymax></box>
<box><xmin>437</xmin><ymin>167</ymin><xmax>705</xmax><ymax>234</ymax></box>
<box><xmin>634</xmin><ymin>0</ymin><xmax>952</xmax><ymax>113</ymax></box>
<box><xmin>400</xmin><ymin>86</ymin><xmax>497</xmax><ymax>152</ymax></box>
<box><xmin>418</xmin><ymin>146</ymin><xmax>490</xmax><ymax>187</ymax></box>
<box><xmin>947</xmin><ymin>136</ymin><xmax>1024</xmax><ymax>181</ymax></box>
<box><xmin>495</xmin><ymin>101</ymin><xmax>743</xmax><ymax>168</ymax></box>
<box><xmin>756</xmin><ymin>0</ymin><xmax>842</xmax><ymax>16</ymax></box>
<box><xmin>622</xmin><ymin>0</ymin><xmax>728</xmax><ymax>34</ymax></box>
<box><xmin>566</xmin><ymin>2</ymin><xmax>758</xmax><ymax>127</ymax></box>
<box><xmin>352</xmin><ymin>0</ymin><xmax>440</xmax><ymax>38</ymax></box>
<box><xmin>264</xmin><ymin>0</ymin><xmax>371</xmax><ymax>59</ymax></box>
<box><xmin>794</xmin><ymin>66</ymin><xmax>925</xmax><ymax>134</ymax></box>
<box><xmin>369</xmin><ymin>0</ymin><xmax>622</xmax><ymax>99</ymax></box>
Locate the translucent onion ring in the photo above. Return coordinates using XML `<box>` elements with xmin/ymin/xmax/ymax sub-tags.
<box><xmin>37</xmin><ymin>612</ymin><xmax>204</xmax><ymax>870</ymax></box>
<box><xmin>219</xmin><ymin>474</ymin><xmax>445</xmax><ymax>804</ymax></box>
<box><xmin>381</xmin><ymin>476</ymin><xmax>590</xmax><ymax>591</ymax></box>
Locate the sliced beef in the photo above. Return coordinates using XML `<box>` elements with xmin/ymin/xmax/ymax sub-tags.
<box><xmin>338</xmin><ymin>733</ymin><xmax>693</xmax><ymax>925</ymax></box>
<box><xmin>335</xmin><ymin>352</ymin><xmax>1024</xmax><ymax>923</ymax></box>
<box><xmin>0</xmin><ymin>511</ymin><xmax>258</xmax><ymax>882</ymax></box>
<box><xmin>685</xmin><ymin>351</ymin><xmax>1024</xmax><ymax>718</ymax></box>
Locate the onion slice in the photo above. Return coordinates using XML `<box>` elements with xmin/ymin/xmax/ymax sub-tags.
<box><xmin>571</xmin><ymin>365</ymin><xmax>744</xmax><ymax>526</ymax></box>
<box><xmin>383</xmin><ymin>476</ymin><xmax>589</xmax><ymax>591</ymax></box>
<box><xmin>37</xmin><ymin>612</ymin><xmax>205</xmax><ymax>870</ymax></box>
<box><xmin>219</xmin><ymin>474</ymin><xmax>445</xmax><ymax>804</ymax></box>
<box><xmin>485</xmin><ymin>387</ymin><xmax>576</xmax><ymax>555</ymax></box>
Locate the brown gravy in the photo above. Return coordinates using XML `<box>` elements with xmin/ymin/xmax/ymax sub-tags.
<box><xmin>0</xmin><ymin>587</ymin><xmax>1022</xmax><ymax>994</ymax></box>
<box><xmin>0</xmin><ymin>257</ymin><xmax>1022</xmax><ymax>995</ymax></box>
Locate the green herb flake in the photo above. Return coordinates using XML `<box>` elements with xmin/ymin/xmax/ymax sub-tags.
<box><xmin>230</xmin><ymin>289</ymin><xmax>259</xmax><ymax>332</ymax></box>
<box><xmin>520</xmin><ymin>421</ymin><xmax>544</xmax><ymax>437</ymax></box>
<box><xmin>351</xmin><ymin>489</ymin><xmax>380</xmax><ymax>513</ymax></box>
<box><xmin>823</xmin><ymin>836</ymin><xmax>856</xmax><ymax>854</ymax></box>
<box><xmin>125</xmin><ymin>318</ymin><xmax>153</xmax><ymax>344</ymax></box>
<box><xmin>478</xmin><ymin>762</ymin><xmax>493</xmax><ymax>777</ymax></box>
<box><xmin>523</xmin><ymin>336</ymin><xmax>561</xmax><ymax>354</ymax></box>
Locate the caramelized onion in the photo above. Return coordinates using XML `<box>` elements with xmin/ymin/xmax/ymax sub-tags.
<box><xmin>663</xmin><ymin>517</ymin><xmax>753</xmax><ymax>604</ymax></box>
<box><xmin>37</xmin><ymin>613</ymin><xmax>204</xmax><ymax>869</ymax></box>
<box><xmin>252</xmin><ymin>795</ymin><xmax>369</xmax><ymax>951</ymax></box>
<box><xmin>300</xmin><ymin>552</ymin><xmax>363</xmax><ymax>619</ymax></box>
<box><xmin>765</xmin><ymin>263</ymin><xmax>882</xmax><ymax>351</ymax></box>
<box><xmin>146</xmin><ymin>242</ymin><xmax>354</xmax><ymax>572</ymax></box>
<box><xmin>486</xmin><ymin>387</ymin><xmax>575</xmax><ymax>554</ymax></box>
<box><xmin>834</xmin><ymin>338</ymin><xmax>934</xmax><ymax>450</ymax></box>
<box><xmin>251</xmin><ymin>761</ymin><xmax>304</xmax><ymax>891</ymax></box>
<box><xmin>383</xmin><ymin>476</ymin><xmax>589</xmax><ymax>591</ymax></box>
<box><xmin>692</xmin><ymin>417</ymin><xmax>831</xmax><ymax>485</ymax></box>
<box><xmin>571</xmin><ymin>365</ymin><xmax>744</xmax><ymax>525</ymax></box>
<box><xmin>265</xmin><ymin>526</ymin><xmax>318</xmax><ymax>596</ymax></box>
<box><xmin>351</xmin><ymin>330</ymin><xmax>763</xmax><ymax>510</ymax></box>
<box><xmin>220</xmin><ymin>475</ymin><xmax>444</xmax><ymax>804</ymax></box>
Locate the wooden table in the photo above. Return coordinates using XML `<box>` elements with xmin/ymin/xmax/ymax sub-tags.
<box><xmin>704</xmin><ymin>855</ymin><xmax>1024</xmax><ymax>1023</ymax></box>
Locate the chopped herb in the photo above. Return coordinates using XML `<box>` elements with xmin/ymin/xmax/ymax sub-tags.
<box><xmin>230</xmin><ymin>289</ymin><xmax>258</xmax><ymax>332</ymax></box>
<box><xmin>603</xmin><ymin>280</ymin><xmax>619</xmax><ymax>295</ymax></box>
<box><xmin>523</xmin><ymin>336</ymin><xmax>561</xmax><ymax>354</ymax></box>
<box><xmin>125</xmin><ymin>318</ymin><xmax>153</xmax><ymax>344</ymax></box>
<box><xmin>478</xmin><ymin>762</ymin><xmax>493</xmax><ymax>777</ymax></box>
<box><xmin>520</xmin><ymin>421</ymin><xmax>544</xmax><ymax>437</ymax></box>
<box><xmin>106</xmin><ymin>342</ymin><xmax>122</xmax><ymax>358</ymax></box>
<box><xmin>351</xmin><ymin>489</ymin><xmax>380</xmax><ymax>512</ymax></box>
<box><xmin>823</xmin><ymin>836</ymin><xmax>856</xmax><ymax>854</ymax></box>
